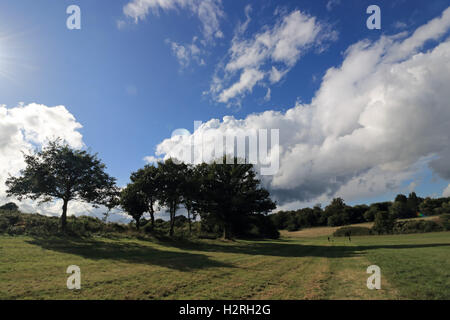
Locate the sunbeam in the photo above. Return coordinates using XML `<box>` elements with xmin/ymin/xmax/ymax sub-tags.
<box><xmin>0</xmin><ymin>29</ymin><xmax>34</xmax><ymax>84</ymax></box>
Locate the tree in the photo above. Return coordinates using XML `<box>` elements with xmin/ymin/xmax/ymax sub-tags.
<box><xmin>351</xmin><ymin>205</ymin><xmax>369</xmax><ymax>223</ymax></box>
<box><xmin>296</xmin><ymin>208</ymin><xmax>317</xmax><ymax>228</ymax></box>
<box><xmin>419</xmin><ymin>197</ymin><xmax>439</xmax><ymax>216</ymax></box>
<box><xmin>395</xmin><ymin>194</ymin><xmax>408</xmax><ymax>203</ymax></box>
<box><xmin>130</xmin><ymin>165</ymin><xmax>160</xmax><ymax>229</ymax></box>
<box><xmin>5</xmin><ymin>140</ymin><xmax>117</xmax><ymax>231</ymax></box>
<box><xmin>312</xmin><ymin>204</ymin><xmax>323</xmax><ymax>225</ymax></box>
<box><xmin>406</xmin><ymin>192</ymin><xmax>421</xmax><ymax>217</ymax></box>
<box><xmin>182</xmin><ymin>165</ymin><xmax>200</xmax><ymax>234</ymax></box>
<box><xmin>120</xmin><ymin>183</ymin><xmax>148</xmax><ymax>230</ymax></box>
<box><xmin>269</xmin><ymin>211</ymin><xmax>291</xmax><ymax>230</ymax></box>
<box><xmin>157</xmin><ymin>159</ymin><xmax>188</xmax><ymax>237</ymax></box>
<box><xmin>0</xmin><ymin>202</ymin><xmax>19</xmax><ymax>211</ymax></box>
<box><xmin>372</xmin><ymin>211</ymin><xmax>396</xmax><ymax>234</ymax></box>
<box><xmin>196</xmin><ymin>158</ymin><xmax>276</xmax><ymax>240</ymax></box>
<box><xmin>364</xmin><ymin>205</ymin><xmax>377</xmax><ymax>222</ymax></box>
<box><xmin>101</xmin><ymin>186</ymin><xmax>121</xmax><ymax>223</ymax></box>
<box><xmin>324</xmin><ymin>198</ymin><xmax>347</xmax><ymax>226</ymax></box>
<box><xmin>390</xmin><ymin>199</ymin><xmax>409</xmax><ymax>219</ymax></box>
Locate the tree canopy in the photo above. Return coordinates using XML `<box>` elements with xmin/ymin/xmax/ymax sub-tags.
<box><xmin>156</xmin><ymin>159</ymin><xmax>188</xmax><ymax>236</ymax></box>
<box><xmin>130</xmin><ymin>164</ymin><xmax>160</xmax><ymax>228</ymax></box>
<box><xmin>120</xmin><ymin>183</ymin><xmax>148</xmax><ymax>230</ymax></box>
<box><xmin>196</xmin><ymin>158</ymin><xmax>276</xmax><ymax>239</ymax></box>
<box><xmin>6</xmin><ymin>140</ymin><xmax>118</xmax><ymax>231</ymax></box>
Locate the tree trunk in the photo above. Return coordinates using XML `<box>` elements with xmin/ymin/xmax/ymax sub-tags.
<box><xmin>188</xmin><ymin>209</ymin><xmax>192</xmax><ymax>234</ymax></box>
<box><xmin>169</xmin><ymin>206</ymin><xmax>175</xmax><ymax>237</ymax></box>
<box><xmin>61</xmin><ymin>199</ymin><xmax>69</xmax><ymax>232</ymax></box>
<box><xmin>135</xmin><ymin>217</ymin><xmax>140</xmax><ymax>230</ymax></box>
<box><xmin>150</xmin><ymin>212</ymin><xmax>155</xmax><ymax>228</ymax></box>
<box><xmin>149</xmin><ymin>206</ymin><xmax>155</xmax><ymax>229</ymax></box>
<box><xmin>223</xmin><ymin>224</ymin><xmax>231</xmax><ymax>240</ymax></box>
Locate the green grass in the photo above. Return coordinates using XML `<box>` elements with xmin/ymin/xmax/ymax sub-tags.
<box><xmin>0</xmin><ymin>232</ymin><xmax>449</xmax><ymax>300</ymax></box>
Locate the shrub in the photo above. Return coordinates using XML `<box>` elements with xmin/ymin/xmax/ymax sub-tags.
<box><xmin>0</xmin><ymin>202</ymin><xmax>19</xmax><ymax>211</ymax></box>
<box><xmin>333</xmin><ymin>226</ymin><xmax>372</xmax><ymax>237</ymax></box>
<box><xmin>393</xmin><ymin>220</ymin><xmax>443</xmax><ymax>234</ymax></box>
<box><xmin>239</xmin><ymin>214</ymin><xmax>280</xmax><ymax>239</ymax></box>
<box><xmin>0</xmin><ymin>210</ymin><xmax>132</xmax><ymax>238</ymax></box>
<box><xmin>286</xmin><ymin>223</ymin><xmax>299</xmax><ymax>232</ymax></box>
<box><xmin>200</xmin><ymin>212</ymin><xmax>279</xmax><ymax>239</ymax></box>
<box><xmin>106</xmin><ymin>222</ymin><xmax>127</xmax><ymax>233</ymax></box>
<box><xmin>372</xmin><ymin>211</ymin><xmax>395</xmax><ymax>234</ymax></box>
<box><xmin>0</xmin><ymin>216</ymin><xmax>8</xmax><ymax>232</ymax></box>
<box><xmin>440</xmin><ymin>214</ymin><xmax>450</xmax><ymax>231</ymax></box>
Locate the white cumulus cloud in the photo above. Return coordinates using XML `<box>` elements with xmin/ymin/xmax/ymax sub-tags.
<box><xmin>209</xmin><ymin>9</ymin><xmax>338</xmax><ymax>105</ymax></box>
<box><xmin>443</xmin><ymin>184</ymin><xmax>450</xmax><ymax>197</ymax></box>
<box><xmin>150</xmin><ymin>7</ymin><xmax>450</xmax><ymax>208</ymax></box>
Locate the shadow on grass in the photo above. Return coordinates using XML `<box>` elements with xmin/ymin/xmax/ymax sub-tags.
<box><xmin>163</xmin><ymin>238</ymin><xmax>450</xmax><ymax>259</ymax></box>
<box><xmin>26</xmin><ymin>235</ymin><xmax>450</xmax><ymax>267</ymax></box>
<box><xmin>26</xmin><ymin>237</ymin><xmax>234</xmax><ymax>272</ymax></box>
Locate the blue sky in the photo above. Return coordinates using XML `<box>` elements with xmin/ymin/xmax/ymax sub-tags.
<box><xmin>1</xmin><ymin>0</ymin><xmax>450</xmax><ymax>216</ymax></box>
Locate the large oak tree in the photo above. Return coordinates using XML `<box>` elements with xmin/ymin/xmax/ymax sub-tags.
<box><xmin>130</xmin><ymin>164</ymin><xmax>160</xmax><ymax>229</ymax></box>
<box><xmin>157</xmin><ymin>159</ymin><xmax>188</xmax><ymax>237</ymax></box>
<box><xmin>197</xmin><ymin>158</ymin><xmax>276</xmax><ymax>239</ymax></box>
<box><xmin>120</xmin><ymin>183</ymin><xmax>148</xmax><ymax>230</ymax></box>
<box><xmin>6</xmin><ymin>140</ymin><xmax>118</xmax><ymax>231</ymax></box>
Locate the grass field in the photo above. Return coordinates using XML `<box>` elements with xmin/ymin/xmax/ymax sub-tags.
<box><xmin>0</xmin><ymin>230</ymin><xmax>449</xmax><ymax>300</ymax></box>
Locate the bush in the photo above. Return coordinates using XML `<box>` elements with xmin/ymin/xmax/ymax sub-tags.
<box><xmin>200</xmin><ymin>212</ymin><xmax>279</xmax><ymax>239</ymax></box>
<box><xmin>0</xmin><ymin>202</ymin><xmax>19</xmax><ymax>211</ymax></box>
<box><xmin>286</xmin><ymin>223</ymin><xmax>299</xmax><ymax>232</ymax></box>
<box><xmin>333</xmin><ymin>226</ymin><xmax>372</xmax><ymax>237</ymax></box>
<box><xmin>372</xmin><ymin>211</ymin><xmax>395</xmax><ymax>234</ymax></box>
<box><xmin>333</xmin><ymin>218</ymin><xmax>445</xmax><ymax>237</ymax></box>
<box><xmin>393</xmin><ymin>220</ymin><xmax>443</xmax><ymax>234</ymax></box>
<box><xmin>232</xmin><ymin>214</ymin><xmax>280</xmax><ymax>239</ymax></box>
<box><xmin>0</xmin><ymin>210</ymin><xmax>132</xmax><ymax>238</ymax></box>
<box><xmin>440</xmin><ymin>214</ymin><xmax>450</xmax><ymax>231</ymax></box>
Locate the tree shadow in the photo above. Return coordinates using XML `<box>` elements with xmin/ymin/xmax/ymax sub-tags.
<box><xmin>26</xmin><ymin>235</ymin><xmax>450</xmax><ymax>267</ymax></box>
<box><xmin>26</xmin><ymin>237</ymin><xmax>234</xmax><ymax>272</ymax></box>
<box><xmin>163</xmin><ymin>238</ymin><xmax>450</xmax><ymax>259</ymax></box>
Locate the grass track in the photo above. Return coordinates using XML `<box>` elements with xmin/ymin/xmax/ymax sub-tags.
<box><xmin>0</xmin><ymin>231</ymin><xmax>449</xmax><ymax>300</ymax></box>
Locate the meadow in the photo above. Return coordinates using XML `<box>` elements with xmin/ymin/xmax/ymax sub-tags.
<box><xmin>1</xmin><ymin>229</ymin><xmax>448</xmax><ymax>300</ymax></box>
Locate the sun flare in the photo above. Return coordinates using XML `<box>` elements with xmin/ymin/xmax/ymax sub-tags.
<box><xmin>0</xmin><ymin>29</ymin><xmax>31</xmax><ymax>82</ymax></box>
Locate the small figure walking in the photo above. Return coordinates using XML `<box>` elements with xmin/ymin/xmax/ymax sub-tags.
<box><xmin>344</xmin><ymin>231</ymin><xmax>351</xmax><ymax>242</ymax></box>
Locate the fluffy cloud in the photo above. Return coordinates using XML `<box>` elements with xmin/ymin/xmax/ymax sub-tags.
<box><xmin>209</xmin><ymin>9</ymin><xmax>338</xmax><ymax>105</ymax></box>
<box><xmin>150</xmin><ymin>7</ymin><xmax>450</xmax><ymax>208</ymax></box>
<box><xmin>123</xmin><ymin>0</ymin><xmax>224</xmax><ymax>41</ymax></box>
<box><xmin>143</xmin><ymin>155</ymin><xmax>163</xmax><ymax>164</ymax></box>
<box><xmin>443</xmin><ymin>184</ymin><xmax>450</xmax><ymax>197</ymax></box>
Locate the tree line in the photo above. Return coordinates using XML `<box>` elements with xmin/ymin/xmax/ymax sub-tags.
<box><xmin>5</xmin><ymin>139</ymin><xmax>450</xmax><ymax>239</ymax></box>
<box><xmin>5</xmin><ymin>140</ymin><xmax>277</xmax><ymax>239</ymax></box>
<box><xmin>270</xmin><ymin>192</ymin><xmax>450</xmax><ymax>232</ymax></box>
